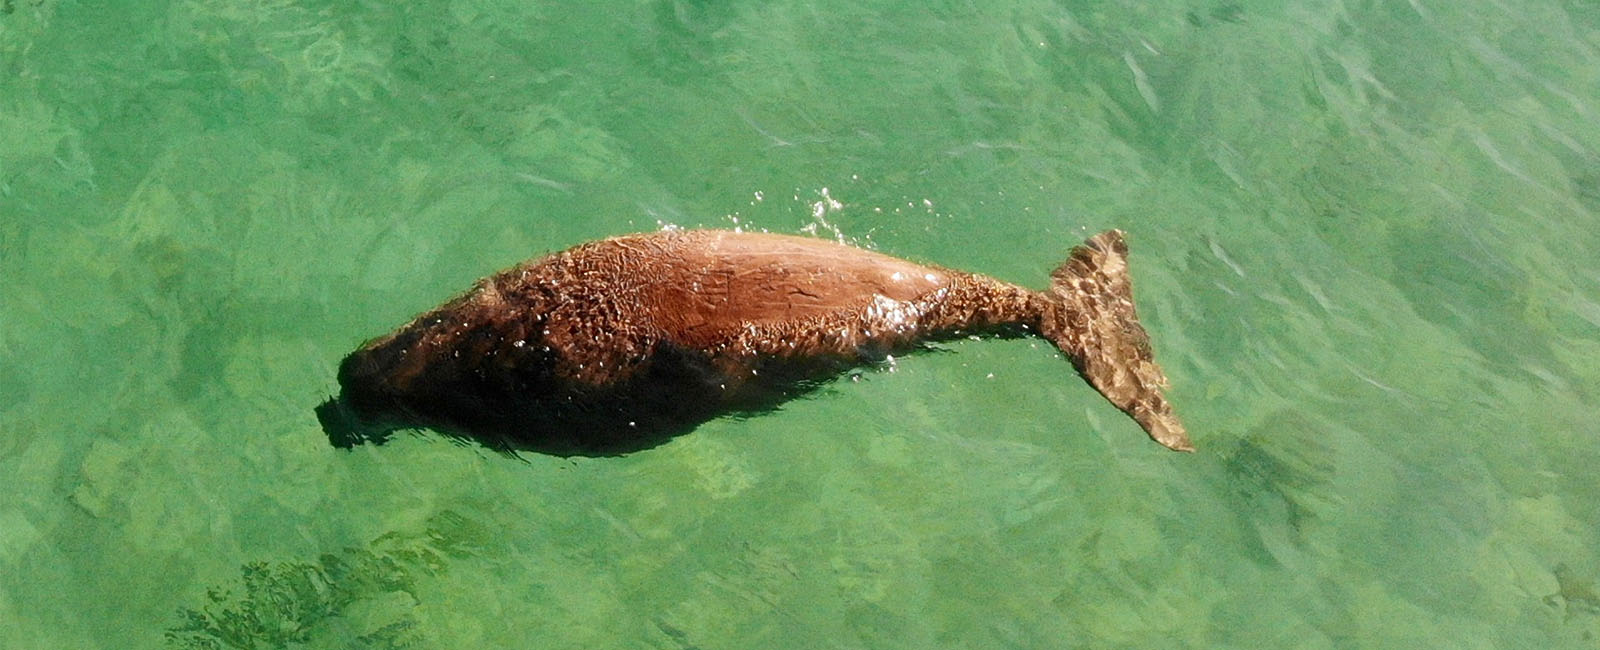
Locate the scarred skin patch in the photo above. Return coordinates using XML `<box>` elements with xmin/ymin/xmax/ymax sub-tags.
<box><xmin>319</xmin><ymin>229</ymin><xmax>1190</xmax><ymax>455</ymax></box>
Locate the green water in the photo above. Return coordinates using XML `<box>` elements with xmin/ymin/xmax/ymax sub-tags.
<box><xmin>4</xmin><ymin>0</ymin><xmax>1599</xmax><ymax>647</ymax></box>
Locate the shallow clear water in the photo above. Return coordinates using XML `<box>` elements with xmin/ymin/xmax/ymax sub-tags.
<box><xmin>3</xmin><ymin>0</ymin><xmax>1599</xmax><ymax>647</ymax></box>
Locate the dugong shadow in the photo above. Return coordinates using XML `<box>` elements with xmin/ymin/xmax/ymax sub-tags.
<box><xmin>314</xmin><ymin>346</ymin><xmax>907</xmax><ymax>456</ymax></box>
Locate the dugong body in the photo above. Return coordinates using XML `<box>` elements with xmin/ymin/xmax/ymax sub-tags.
<box><xmin>319</xmin><ymin>229</ymin><xmax>1191</xmax><ymax>454</ymax></box>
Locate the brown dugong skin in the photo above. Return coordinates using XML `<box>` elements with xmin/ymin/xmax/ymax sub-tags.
<box><xmin>318</xmin><ymin>229</ymin><xmax>1191</xmax><ymax>455</ymax></box>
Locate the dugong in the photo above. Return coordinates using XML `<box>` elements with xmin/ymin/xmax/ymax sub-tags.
<box><xmin>318</xmin><ymin>229</ymin><xmax>1192</xmax><ymax>454</ymax></box>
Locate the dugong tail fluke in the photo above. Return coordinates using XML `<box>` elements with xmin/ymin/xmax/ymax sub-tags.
<box><xmin>1043</xmin><ymin>230</ymin><xmax>1193</xmax><ymax>452</ymax></box>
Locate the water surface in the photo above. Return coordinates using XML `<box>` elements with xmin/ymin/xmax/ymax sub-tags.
<box><xmin>3</xmin><ymin>0</ymin><xmax>1599</xmax><ymax>647</ymax></box>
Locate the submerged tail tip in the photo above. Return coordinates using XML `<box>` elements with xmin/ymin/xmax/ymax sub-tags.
<box><xmin>1145</xmin><ymin>412</ymin><xmax>1196</xmax><ymax>452</ymax></box>
<box><xmin>1085</xmin><ymin>229</ymin><xmax>1129</xmax><ymax>256</ymax></box>
<box><xmin>1054</xmin><ymin>230</ymin><xmax>1131</xmax><ymax>285</ymax></box>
